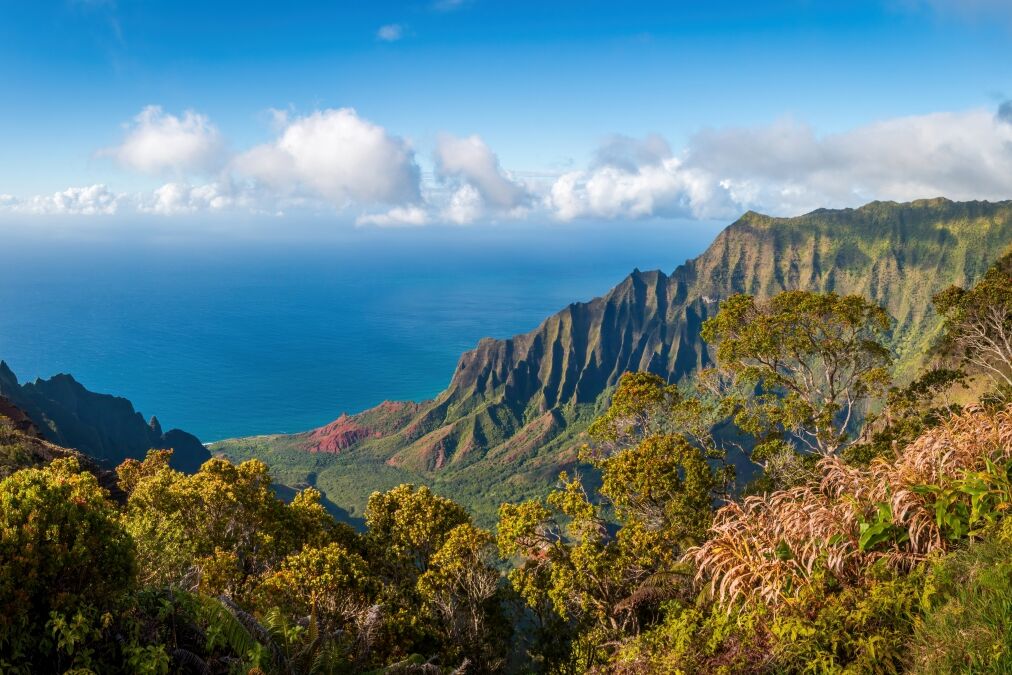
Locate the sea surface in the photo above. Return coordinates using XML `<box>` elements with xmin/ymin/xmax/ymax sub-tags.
<box><xmin>0</xmin><ymin>221</ymin><xmax>721</xmax><ymax>441</ymax></box>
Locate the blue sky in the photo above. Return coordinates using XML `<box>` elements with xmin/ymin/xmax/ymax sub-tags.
<box><xmin>2</xmin><ymin>0</ymin><xmax>1012</xmax><ymax>226</ymax></box>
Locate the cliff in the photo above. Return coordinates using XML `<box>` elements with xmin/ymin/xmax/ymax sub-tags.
<box><xmin>215</xmin><ymin>198</ymin><xmax>1012</xmax><ymax>522</ymax></box>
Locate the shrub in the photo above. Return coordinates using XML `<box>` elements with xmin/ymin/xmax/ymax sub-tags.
<box><xmin>690</xmin><ymin>405</ymin><xmax>1012</xmax><ymax>611</ymax></box>
<box><xmin>0</xmin><ymin>458</ymin><xmax>135</xmax><ymax>672</ymax></box>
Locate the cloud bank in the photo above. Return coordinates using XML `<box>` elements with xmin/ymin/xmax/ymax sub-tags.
<box><xmin>1</xmin><ymin>185</ymin><xmax>121</xmax><ymax>215</ymax></box>
<box><xmin>550</xmin><ymin>107</ymin><xmax>1012</xmax><ymax>221</ymax></box>
<box><xmin>8</xmin><ymin>103</ymin><xmax>1012</xmax><ymax>224</ymax></box>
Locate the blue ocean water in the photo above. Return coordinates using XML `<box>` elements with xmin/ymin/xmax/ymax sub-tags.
<box><xmin>0</xmin><ymin>222</ymin><xmax>720</xmax><ymax>441</ymax></box>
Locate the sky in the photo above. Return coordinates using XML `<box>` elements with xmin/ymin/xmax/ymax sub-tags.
<box><xmin>2</xmin><ymin>0</ymin><xmax>1012</xmax><ymax>229</ymax></box>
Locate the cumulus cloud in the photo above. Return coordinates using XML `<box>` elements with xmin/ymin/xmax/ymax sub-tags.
<box><xmin>356</xmin><ymin>205</ymin><xmax>429</xmax><ymax>227</ymax></box>
<box><xmin>139</xmin><ymin>182</ymin><xmax>236</xmax><ymax>215</ymax></box>
<box><xmin>2</xmin><ymin>185</ymin><xmax>123</xmax><ymax>215</ymax></box>
<box><xmin>441</xmin><ymin>184</ymin><xmax>484</xmax><ymax>225</ymax></box>
<box><xmin>549</xmin><ymin>135</ymin><xmax>730</xmax><ymax>220</ymax></box>
<box><xmin>17</xmin><ymin>101</ymin><xmax>1012</xmax><ymax>224</ymax></box>
<box><xmin>549</xmin><ymin>106</ymin><xmax>1012</xmax><ymax>221</ymax></box>
<box><xmin>376</xmin><ymin>23</ymin><xmax>404</xmax><ymax>41</ymax></box>
<box><xmin>432</xmin><ymin>133</ymin><xmax>529</xmax><ymax>223</ymax></box>
<box><xmin>593</xmin><ymin>133</ymin><xmax>673</xmax><ymax>172</ymax></box>
<box><xmin>234</xmin><ymin>108</ymin><xmax>421</xmax><ymax>208</ymax></box>
<box><xmin>107</xmin><ymin>106</ymin><xmax>224</xmax><ymax>175</ymax></box>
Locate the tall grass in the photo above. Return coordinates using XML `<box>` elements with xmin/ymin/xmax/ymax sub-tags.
<box><xmin>688</xmin><ymin>406</ymin><xmax>1012</xmax><ymax>611</ymax></box>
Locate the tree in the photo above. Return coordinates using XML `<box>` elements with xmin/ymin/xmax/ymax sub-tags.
<box><xmin>364</xmin><ymin>484</ymin><xmax>471</xmax><ymax>580</ymax></box>
<box><xmin>417</xmin><ymin>523</ymin><xmax>509</xmax><ymax>671</ymax></box>
<box><xmin>498</xmin><ymin>373</ymin><xmax>729</xmax><ymax>671</ymax></box>
<box><xmin>846</xmin><ymin>367</ymin><xmax>965</xmax><ymax>465</ymax></box>
<box><xmin>587</xmin><ymin>371</ymin><xmax>730</xmax><ymax>465</ymax></box>
<box><xmin>121</xmin><ymin>455</ymin><xmax>347</xmax><ymax>598</ymax></box>
<box><xmin>255</xmin><ymin>542</ymin><xmax>377</xmax><ymax>669</ymax></box>
<box><xmin>934</xmin><ymin>258</ymin><xmax>1012</xmax><ymax>393</ymax></box>
<box><xmin>0</xmin><ymin>458</ymin><xmax>136</xmax><ymax>672</ymax></box>
<box><xmin>701</xmin><ymin>291</ymin><xmax>893</xmax><ymax>456</ymax></box>
<box><xmin>362</xmin><ymin>484</ymin><xmax>474</xmax><ymax>663</ymax></box>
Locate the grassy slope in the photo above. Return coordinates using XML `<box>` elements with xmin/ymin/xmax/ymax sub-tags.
<box><xmin>214</xmin><ymin>199</ymin><xmax>1012</xmax><ymax>525</ymax></box>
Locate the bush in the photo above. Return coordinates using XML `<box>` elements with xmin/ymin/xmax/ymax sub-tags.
<box><xmin>0</xmin><ymin>458</ymin><xmax>135</xmax><ymax>672</ymax></box>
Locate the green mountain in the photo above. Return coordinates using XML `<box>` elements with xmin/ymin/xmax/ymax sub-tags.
<box><xmin>0</xmin><ymin>361</ymin><xmax>210</xmax><ymax>473</ymax></box>
<box><xmin>0</xmin><ymin>394</ymin><xmax>126</xmax><ymax>497</ymax></box>
<box><xmin>214</xmin><ymin>198</ymin><xmax>1012</xmax><ymax>523</ymax></box>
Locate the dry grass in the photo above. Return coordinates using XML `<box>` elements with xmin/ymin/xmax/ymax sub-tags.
<box><xmin>688</xmin><ymin>406</ymin><xmax>1012</xmax><ymax>611</ymax></box>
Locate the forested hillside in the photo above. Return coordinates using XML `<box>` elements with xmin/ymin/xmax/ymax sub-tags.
<box><xmin>5</xmin><ymin>250</ymin><xmax>1012</xmax><ymax>672</ymax></box>
<box><xmin>216</xmin><ymin>198</ymin><xmax>1012</xmax><ymax>522</ymax></box>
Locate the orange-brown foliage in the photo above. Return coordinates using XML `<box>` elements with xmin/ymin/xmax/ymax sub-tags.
<box><xmin>688</xmin><ymin>406</ymin><xmax>1012</xmax><ymax>611</ymax></box>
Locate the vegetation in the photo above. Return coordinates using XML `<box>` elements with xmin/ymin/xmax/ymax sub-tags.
<box><xmin>7</xmin><ymin>215</ymin><xmax>1012</xmax><ymax>671</ymax></box>
<box><xmin>213</xmin><ymin>199</ymin><xmax>1012</xmax><ymax>523</ymax></box>
<box><xmin>934</xmin><ymin>253</ymin><xmax>1012</xmax><ymax>395</ymax></box>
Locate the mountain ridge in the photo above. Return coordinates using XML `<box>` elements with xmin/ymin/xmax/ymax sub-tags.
<box><xmin>0</xmin><ymin>361</ymin><xmax>210</xmax><ymax>473</ymax></box>
<box><xmin>214</xmin><ymin>198</ymin><xmax>1012</xmax><ymax>522</ymax></box>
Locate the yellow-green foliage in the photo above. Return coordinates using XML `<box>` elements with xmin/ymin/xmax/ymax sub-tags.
<box><xmin>911</xmin><ymin>521</ymin><xmax>1012</xmax><ymax>674</ymax></box>
<box><xmin>0</xmin><ymin>458</ymin><xmax>136</xmax><ymax>672</ymax></box>
<box><xmin>256</xmin><ymin>542</ymin><xmax>372</xmax><ymax>634</ymax></box>
<box><xmin>417</xmin><ymin>523</ymin><xmax>508</xmax><ymax>671</ymax></box>
<box><xmin>497</xmin><ymin>372</ymin><xmax>729</xmax><ymax>670</ymax></box>
<box><xmin>121</xmin><ymin>451</ymin><xmax>346</xmax><ymax>596</ymax></box>
<box><xmin>701</xmin><ymin>291</ymin><xmax>893</xmax><ymax>456</ymax></box>
<box><xmin>10</xmin><ymin>275</ymin><xmax>1012</xmax><ymax>672</ymax></box>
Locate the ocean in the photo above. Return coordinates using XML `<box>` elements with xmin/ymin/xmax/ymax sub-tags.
<box><xmin>0</xmin><ymin>221</ymin><xmax>720</xmax><ymax>441</ymax></box>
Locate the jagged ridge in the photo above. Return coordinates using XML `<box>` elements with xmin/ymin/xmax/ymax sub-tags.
<box><xmin>0</xmin><ymin>361</ymin><xmax>210</xmax><ymax>473</ymax></box>
<box><xmin>215</xmin><ymin>198</ymin><xmax>1012</xmax><ymax>522</ymax></box>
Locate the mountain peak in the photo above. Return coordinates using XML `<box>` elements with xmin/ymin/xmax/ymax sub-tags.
<box><xmin>733</xmin><ymin>210</ymin><xmax>776</xmax><ymax>227</ymax></box>
<box><xmin>0</xmin><ymin>361</ymin><xmax>17</xmax><ymax>387</ymax></box>
<box><xmin>217</xmin><ymin>198</ymin><xmax>1012</xmax><ymax>523</ymax></box>
<box><xmin>0</xmin><ymin>361</ymin><xmax>209</xmax><ymax>473</ymax></box>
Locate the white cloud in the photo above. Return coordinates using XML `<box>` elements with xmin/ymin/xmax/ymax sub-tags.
<box><xmin>6</xmin><ymin>185</ymin><xmax>122</xmax><ymax>215</ymax></box>
<box><xmin>549</xmin><ymin>107</ymin><xmax>1012</xmax><ymax>221</ymax></box>
<box><xmin>434</xmin><ymin>133</ymin><xmax>529</xmax><ymax>211</ymax></box>
<box><xmin>376</xmin><ymin>23</ymin><xmax>404</xmax><ymax>41</ymax></box>
<box><xmin>234</xmin><ymin>108</ymin><xmax>421</xmax><ymax>208</ymax></box>
<box><xmin>0</xmin><ymin>187</ymin><xmax>113</xmax><ymax>215</ymax></box>
<box><xmin>686</xmin><ymin>109</ymin><xmax>1012</xmax><ymax>215</ymax></box>
<box><xmin>441</xmin><ymin>184</ymin><xmax>484</xmax><ymax>224</ymax></box>
<box><xmin>548</xmin><ymin>135</ymin><xmax>731</xmax><ymax>221</ymax></box>
<box><xmin>140</xmin><ymin>182</ymin><xmax>236</xmax><ymax>215</ymax></box>
<box><xmin>107</xmin><ymin>106</ymin><xmax>224</xmax><ymax>175</ymax></box>
<box><xmin>356</xmin><ymin>205</ymin><xmax>429</xmax><ymax>227</ymax></box>
<box><xmin>15</xmin><ymin>102</ymin><xmax>1012</xmax><ymax>224</ymax></box>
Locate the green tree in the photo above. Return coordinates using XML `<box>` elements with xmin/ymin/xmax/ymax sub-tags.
<box><xmin>121</xmin><ymin>454</ymin><xmax>347</xmax><ymax>598</ymax></box>
<box><xmin>934</xmin><ymin>257</ymin><xmax>1012</xmax><ymax>393</ymax></box>
<box><xmin>0</xmin><ymin>458</ymin><xmax>136</xmax><ymax>672</ymax></box>
<box><xmin>417</xmin><ymin>523</ymin><xmax>509</xmax><ymax>671</ymax></box>
<box><xmin>362</xmin><ymin>483</ymin><xmax>474</xmax><ymax>664</ymax></box>
<box><xmin>498</xmin><ymin>373</ymin><xmax>728</xmax><ymax>671</ymax></box>
<box><xmin>846</xmin><ymin>367</ymin><xmax>965</xmax><ymax>465</ymax></box>
<box><xmin>701</xmin><ymin>291</ymin><xmax>893</xmax><ymax>456</ymax></box>
<box><xmin>364</xmin><ymin>484</ymin><xmax>471</xmax><ymax>580</ymax></box>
